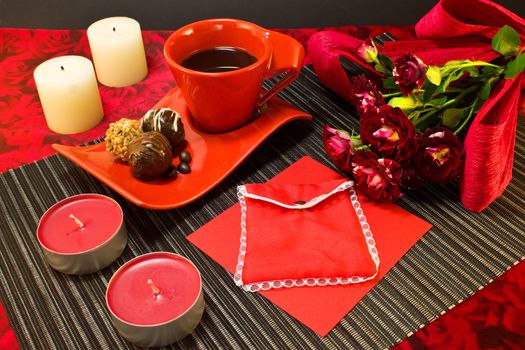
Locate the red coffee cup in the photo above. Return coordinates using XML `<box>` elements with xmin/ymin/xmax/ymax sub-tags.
<box><xmin>164</xmin><ymin>18</ymin><xmax>304</xmax><ymax>133</ymax></box>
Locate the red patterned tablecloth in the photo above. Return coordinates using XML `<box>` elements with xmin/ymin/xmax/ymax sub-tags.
<box><xmin>0</xmin><ymin>26</ymin><xmax>524</xmax><ymax>349</ymax></box>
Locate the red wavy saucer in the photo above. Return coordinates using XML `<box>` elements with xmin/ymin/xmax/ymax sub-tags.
<box><xmin>53</xmin><ymin>87</ymin><xmax>312</xmax><ymax>210</ymax></box>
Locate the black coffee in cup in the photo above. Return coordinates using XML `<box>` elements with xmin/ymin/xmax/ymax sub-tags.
<box><xmin>181</xmin><ymin>46</ymin><xmax>257</xmax><ymax>73</ymax></box>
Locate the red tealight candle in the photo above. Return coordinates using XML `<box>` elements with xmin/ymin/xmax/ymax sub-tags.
<box><xmin>37</xmin><ymin>194</ymin><xmax>127</xmax><ymax>274</ymax></box>
<box><xmin>106</xmin><ymin>252</ymin><xmax>204</xmax><ymax>347</ymax></box>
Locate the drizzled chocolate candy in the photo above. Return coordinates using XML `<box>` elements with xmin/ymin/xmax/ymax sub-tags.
<box><xmin>128</xmin><ymin>131</ymin><xmax>172</xmax><ymax>181</ymax></box>
<box><xmin>140</xmin><ymin>108</ymin><xmax>185</xmax><ymax>150</ymax></box>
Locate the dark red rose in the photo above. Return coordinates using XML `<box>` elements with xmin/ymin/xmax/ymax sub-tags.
<box><xmin>414</xmin><ymin>127</ymin><xmax>464</xmax><ymax>183</ymax></box>
<box><xmin>360</xmin><ymin>105</ymin><xmax>416</xmax><ymax>163</ymax></box>
<box><xmin>323</xmin><ymin>125</ymin><xmax>353</xmax><ymax>173</ymax></box>
<box><xmin>349</xmin><ymin>74</ymin><xmax>385</xmax><ymax>115</ymax></box>
<box><xmin>392</xmin><ymin>54</ymin><xmax>426</xmax><ymax>95</ymax></box>
<box><xmin>351</xmin><ymin>150</ymin><xmax>402</xmax><ymax>202</ymax></box>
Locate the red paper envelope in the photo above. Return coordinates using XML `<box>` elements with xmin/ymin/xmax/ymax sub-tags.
<box><xmin>236</xmin><ymin>180</ymin><xmax>379</xmax><ymax>291</ymax></box>
<box><xmin>187</xmin><ymin>156</ymin><xmax>432</xmax><ymax>336</ymax></box>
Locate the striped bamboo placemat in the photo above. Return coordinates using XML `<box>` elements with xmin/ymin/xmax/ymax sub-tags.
<box><xmin>0</xmin><ymin>66</ymin><xmax>524</xmax><ymax>349</ymax></box>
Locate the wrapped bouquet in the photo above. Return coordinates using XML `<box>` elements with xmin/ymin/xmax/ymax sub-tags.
<box><xmin>309</xmin><ymin>0</ymin><xmax>525</xmax><ymax>212</ymax></box>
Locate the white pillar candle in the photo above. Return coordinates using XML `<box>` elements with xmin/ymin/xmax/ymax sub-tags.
<box><xmin>34</xmin><ymin>56</ymin><xmax>104</xmax><ymax>134</ymax></box>
<box><xmin>87</xmin><ymin>17</ymin><xmax>148</xmax><ymax>87</ymax></box>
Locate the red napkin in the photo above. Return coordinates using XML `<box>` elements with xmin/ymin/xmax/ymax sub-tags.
<box><xmin>234</xmin><ymin>180</ymin><xmax>379</xmax><ymax>292</ymax></box>
<box><xmin>187</xmin><ymin>157</ymin><xmax>432</xmax><ymax>336</ymax></box>
<box><xmin>308</xmin><ymin>0</ymin><xmax>525</xmax><ymax>213</ymax></box>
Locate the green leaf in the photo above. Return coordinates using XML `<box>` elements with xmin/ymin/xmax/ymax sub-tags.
<box><xmin>377</xmin><ymin>53</ymin><xmax>394</xmax><ymax>71</ymax></box>
<box><xmin>375</xmin><ymin>63</ymin><xmax>389</xmax><ymax>74</ymax></box>
<box><xmin>450</xmin><ymin>69</ymin><xmax>467</xmax><ymax>82</ymax></box>
<box><xmin>428</xmin><ymin>96</ymin><xmax>448</xmax><ymax>106</ymax></box>
<box><xmin>479</xmin><ymin>81</ymin><xmax>492</xmax><ymax>100</ymax></box>
<box><xmin>442</xmin><ymin>60</ymin><xmax>469</xmax><ymax>67</ymax></box>
<box><xmin>355</xmin><ymin>144</ymin><xmax>370</xmax><ymax>151</ymax></box>
<box><xmin>464</xmin><ymin>66</ymin><xmax>479</xmax><ymax>78</ymax></box>
<box><xmin>415</xmin><ymin>115</ymin><xmax>440</xmax><ymax>131</ymax></box>
<box><xmin>407</xmin><ymin>110</ymin><xmax>421</xmax><ymax>121</ymax></box>
<box><xmin>423</xmin><ymin>83</ymin><xmax>437</xmax><ymax>103</ymax></box>
<box><xmin>374</xmin><ymin>54</ymin><xmax>395</xmax><ymax>75</ymax></box>
<box><xmin>492</xmin><ymin>25</ymin><xmax>520</xmax><ymax>55</ymax></box>
<box><xmin>442</xmin><ymin>108</ymin><xmax>465</xmax><ymax>128</ymax></box>
<box><xmin>440</xmin><ymin>60</ymin><xmax>469</xmax><ymax>76</ymax></box>
<box><xmin>441</xmin><ymin>68</ymin><xmax>468</xmax><ymax>91</ymax></box>
<box><xmin>350</xmin><ymin>136</ymin><xmax>363</xmax><ymax>148</ymax></box>
<box><xmin>336</xmin><ymin>129</ymin><xmax>351</xmax><ymax>137</ymax></box>
<box><xmin>388</xmin><ymin>95</ymin><xmax>421</xmax><ymax>110</ymax></box>
<box><xmin>383</xmin><ymin>77</ymin><xmax>397</xmax><ymax>89</ymax></box>
<box><xmin>504</xmin><ymin>53</ymin><xmax>525</xmax><ymax>79</ymax></box>
<box><xmin>481</xmin><ymin>66</ymin><xmax>498</xmax><ymax>77</ymax></box>
<box><xmin>426</xmin><ymin>65</ymin><xmax>441</xmax><ymax>86</ymax></box>
<box><xmin>412</xmin><ymin>93</ymin><xmax>423</xmax><ymax>104</ymax></box>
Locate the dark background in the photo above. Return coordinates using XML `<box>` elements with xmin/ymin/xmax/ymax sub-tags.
<box><xmin>1</xmin><ymin>0</ymin><xmax>524</xmax><ymax>30</ymax></box>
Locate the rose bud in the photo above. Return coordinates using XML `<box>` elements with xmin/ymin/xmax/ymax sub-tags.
<box><xmin>355</xmin><ymin>38</ymin><xmax>378</xmax><ymax>64</ymax></box>
<box><xmin>414</xmin><ymin>127</ymin><xmax>464</xmax><ymax>183</ymax></box>
<box><xmin>392</xmin><ymin>54</ymin><xmax>426</xmax><ymax>95</ymax></box>
<box><xmin>351</xmin><ymin>150</ymin><xmax>402</xmax><ymax>202</ymax></box>
<box><xmin>323</xmin><ymin>125</ymin><xmax>354</xmax><ymax>173</ymax></box>
<box><xmin>349</xmin><ymin>74</ymin><xmax>386</xmax><ymax>115</ymax></box>
<box><xmin>360</xmin><ymin>105</ymin><xmax>417</xmax><ymax>164</ymax></box>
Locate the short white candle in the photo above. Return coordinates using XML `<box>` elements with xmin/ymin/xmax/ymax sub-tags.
<box><xmin>87</xmin><ymin>17</ymin><xmax>148</xmax><ymax>87</ymax></box>
<box><xmin>34</xmin><ymin>56</ymin><xmax>104</xmax><ymax>134</ymax></box>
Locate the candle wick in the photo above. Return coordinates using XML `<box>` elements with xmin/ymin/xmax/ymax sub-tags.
<box><xmin>112</xmin><ymin>27</ymin><xmax>116</xmax><ymax>32</ymax></box>
<box><xmin>147</xmin><ymin>279</ymin><xmax>160</xmax><ymax>299</ymax></box>
<box><xmin>60</xmin><ymin>66</ymin><xmax>64</xmax><ymax>71</ymax></box>
<box><xmin>68</xmin><ymin>214</ymin><xmax>85</xmax><ymax>229</ymax></box>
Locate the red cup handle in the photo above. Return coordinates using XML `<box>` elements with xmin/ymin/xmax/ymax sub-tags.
<box><xmin>258</xmin><ymin>31</ymin><xmax>304</xmax><ymax>107</ymax></box>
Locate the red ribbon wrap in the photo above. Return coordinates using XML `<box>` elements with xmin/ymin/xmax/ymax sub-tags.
<box><xmin>308</xmin><ymin>0</ymin><xmax>525</xmax><ymax>212</ymax></box>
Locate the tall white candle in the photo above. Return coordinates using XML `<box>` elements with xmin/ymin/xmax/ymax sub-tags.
<box><xmin>34</xmin><ymin>56</ymin><xmax>104</xmax><ymax>134</ymax></box>
<box><xmin>87</xmin><ymin>17</ymin><xmax>148</xmax><ymax>87</ymax></box>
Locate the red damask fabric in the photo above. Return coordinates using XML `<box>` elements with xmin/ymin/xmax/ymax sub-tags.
<box><xmin>0</xmin><ymin>25</ymin><xmax>524</xmax><ymax>350</ymax></box>
<box><xmin>394</xmin><ymin>261</ymin><xmax>525</xmax><ymax>350</ymax></box>
<box><xmin>0</xmin><ymin>29</ymin><xmax>174</xmax><ymax>171</ymax></box>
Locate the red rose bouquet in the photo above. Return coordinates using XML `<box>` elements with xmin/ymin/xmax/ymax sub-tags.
<box><xmin>322</xmin><ymin>25</ymin><xmax>525</xmax><ymax>206</ymax></box>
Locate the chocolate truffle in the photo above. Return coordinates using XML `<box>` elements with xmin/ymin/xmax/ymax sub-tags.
<box><xmin>140</xmin><ymin>108</ymin><xmax>185</xmax><ymax>150</ymax></box>
<box><xmin>128</xmin><ymin>131</ymin><xmax>172</xmax><ymax>181</ymax></box>
<box><xmin>105</xmin><ymin>118</ymin><xmax>142</xmax><ymax>162</ymax></box>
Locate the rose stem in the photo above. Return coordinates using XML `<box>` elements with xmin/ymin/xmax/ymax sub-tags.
<box><xmin>413</xmin><ymin>85</ymin><xmax>478</xmax><ymax>128</ymax></box>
